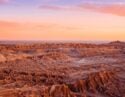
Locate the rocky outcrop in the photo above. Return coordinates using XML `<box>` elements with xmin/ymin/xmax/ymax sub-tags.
<box><xmin>0</xmin><ymin>54</ymin><xmax>6</xmax><ymax>62</ymax></box>
<box><xmin>0</xmin><ymin>69</ymin><xmax>124</xmax><ymax>97</ymax></box>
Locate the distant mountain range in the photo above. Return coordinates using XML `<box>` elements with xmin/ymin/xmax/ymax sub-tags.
<box><xmin>109</xmin><ymin>41</ymin><xmax>125</xmax><ymax>45</ymax></box>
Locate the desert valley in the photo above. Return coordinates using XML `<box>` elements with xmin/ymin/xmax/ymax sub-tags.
<box><xmin>0</xmin><ymin>41</ymin><xmax>125</xmax><ymax>97</ymax></box>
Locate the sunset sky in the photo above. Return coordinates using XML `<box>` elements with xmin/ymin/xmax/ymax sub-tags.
<box><xmin>0</xmin><ymin>0</ymin><xmax>125</xmax><ymax>41</ymax></box>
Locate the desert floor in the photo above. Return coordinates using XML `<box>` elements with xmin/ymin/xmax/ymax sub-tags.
<box><xmin>0</xmin><ymin>41</ymin><xmax>125</xmax><ymax>97</ymax></box>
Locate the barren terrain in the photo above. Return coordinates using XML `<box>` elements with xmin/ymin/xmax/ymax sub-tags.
<box><xmin>0</xmin><ymin>41</ymin><xmax>125</xmax><ymax>97</ymax></box>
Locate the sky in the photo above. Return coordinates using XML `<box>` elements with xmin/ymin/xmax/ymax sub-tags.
<box><xmin>0</xmin><ymin>0</ymin><xmax>125</xmax><ymax>41</ymax></box>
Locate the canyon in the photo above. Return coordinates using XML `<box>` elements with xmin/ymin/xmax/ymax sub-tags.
<box><xmin>0</xmin><ymin>41</ymin><xmax>125</xmax><ymax>97</ymax></box>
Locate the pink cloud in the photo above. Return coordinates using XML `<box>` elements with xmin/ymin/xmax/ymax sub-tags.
<box><xmin>39</xmin><ymin>5</ymin><xmax>64</xmax><ymax>10</ymax></box>
<box><xmin>39</xmin><ymin>5</ymin><xmax>70</xmax><ymax>11</ymax></box>
<box><xmin>78</xmin><ymin>4</ymin><xmax>125</xmax><ymax>16</ymax></box>
<box><xmin>0</xmin><ymin>0</ymin><xmax>10</xmax><ymax>4</ymax></box>
<box><xmin>39</xmin><ymin>4</ymin><xmax>125</xmax><ymax>16</ymax></box>
<box><xmin>0</xmin><ymin>0</ymin><xmax>8</xmax><ymax>2</ymax></box>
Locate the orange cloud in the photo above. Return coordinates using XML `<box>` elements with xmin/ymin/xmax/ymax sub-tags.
<box><xmin>0</xmin><ymin>20</ymin><xmax>20</xmax><ymax>27</ymax></box>
<box><xmin>0</xmin><ymin>18</ymin><xmax>125</xmax><ymax>41</ymax></box>
<box><xmin>0</xmin><ymin>20</ymin><xmax>80</xmax><ymax>40</ymax></box>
